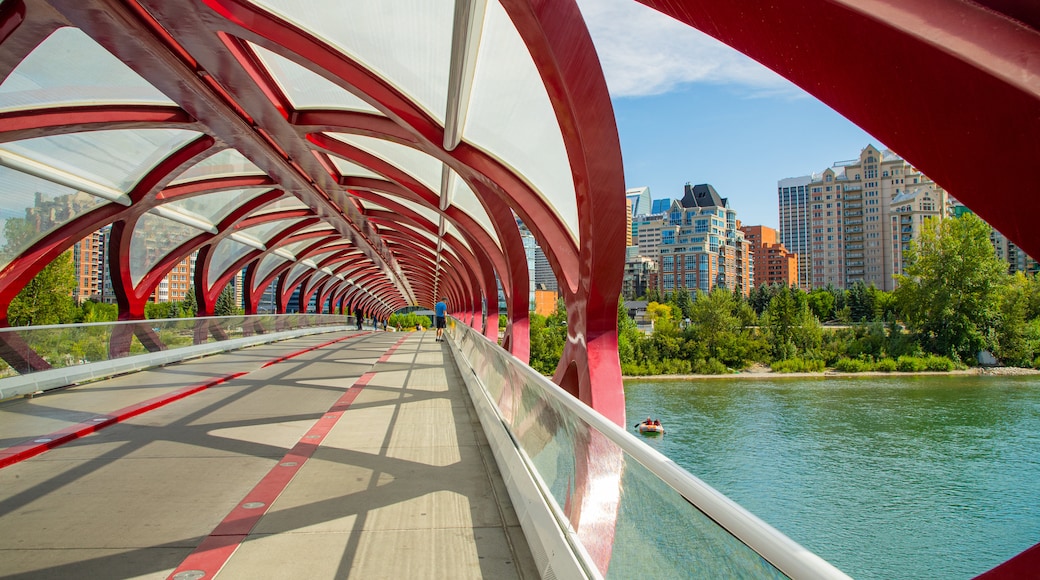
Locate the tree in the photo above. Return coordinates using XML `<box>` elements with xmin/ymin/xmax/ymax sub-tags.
<box><xmin>687</xmin><ymin>289</ymin><xmax>739</xmax><ymax>361</ymax></box>
<box><xmin>992</xmin><ymin>272</ymin><xmax>1040</xmax><ymax>366</ymax></box>
<box><xmin>182</xmin><ymin>286</ymin><xmax>198</xmax><ymax>317</ymax></box>
<box><xmin>894</xmin><ymin>214</ymin><xmax>1008</xmax><ymax>362</ymax></box>
<box><xmin>807</xmin><ymin>287</ymin><xmax>836</xmax><ymax>321</ymax></box>
<box><xmin>7</xmin><ymin>251</ymin><xmax>77</xmax><ymax>326</ymax></box>
<box><xmin>215</xmin><ymin>285</ymin><xmax>238</xmax><ymax>316</ymax></box>
<box><xmin>645</xmin><ymin>301</ymin><xmax>672</xmax><ymax>326</ymax></box>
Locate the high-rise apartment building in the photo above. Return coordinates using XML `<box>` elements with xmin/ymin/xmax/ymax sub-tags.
<box><xmin>72</xmin><ymin>226</ymin><xmax>108</xmax><ymax>303</ymax></box>
<box><xmin>777</xmin><ymin>176</ymin><xmax>813</xmax><ymax>290</ymax></box>
<box><xmin>148</xmin><ymin>251</ymin><xmax>197</xmax><ymax>304</ymax></box>
<box><xmin>949</xmin><ymin>199</ymin><xmax>1039</xmax><ymax>275</ymax></box>
<box><xmin>890</xmin><ymin>183</ymin><xmax>947</xmax><ymax>278</ymax></box>
<box><xmin>651</xmin><ymin>184</ymin><xmax>751</xmax><ymax>296</ymax></box>
<box><xmin>741</xmin><ymin>225</ymin><xmax>798</xmax><ymax>288</ymax></box>
<box><xmin>809</xmin><ymin>145</ymin><xmax>941</xmax><ymax>291</ymax></box>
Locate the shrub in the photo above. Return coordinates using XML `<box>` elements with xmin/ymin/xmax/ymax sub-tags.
<box><xmin>693</xmin><ymin>357</ymin><xmax>729</xmax><ymax>375</ymax></box>
<box><xmin>874</xmin><ymin>358</ymin><xmax>898</xmax><ymax>372</ymax></box>
<box><xmin>896</xmin><ymin>356</ymin><xmax>926</xmax><ymax>372</ymax></box>
<box><xmin>833</xmin><ymin>357</ymin><xmax>872</xmax><ymax>372</ymax></box>
<box><xmin>771</xmin><ymin>358</ymin><xmax>825</xmax><ymax>373</ymax></box>
<box><xmin>924</xmin><ymin>355</ymin><xmax>955</xmax><ymax>371</ymax></box>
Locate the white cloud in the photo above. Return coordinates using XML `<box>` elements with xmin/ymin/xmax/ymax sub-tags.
<box><xmin>576</xmin><ymin>0</ymin><xmax>798</xmax><ymax>98</ymax></box>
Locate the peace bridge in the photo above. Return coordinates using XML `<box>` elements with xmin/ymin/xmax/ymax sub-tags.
<box><xmin>0</xmin><ymin>0</ymin><xmax>1037</xmax><ymax>577</ymax></box>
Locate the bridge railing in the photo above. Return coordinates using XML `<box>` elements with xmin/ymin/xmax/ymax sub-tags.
<box><xmin>0</xmin><ymin>314</ymin><xmax>355</xmax><ymax>399</ymax></box>
<box><xmin>446</xmin><ymin>319</ymin><xmax>851</xmax><ymax>580</ymax></box>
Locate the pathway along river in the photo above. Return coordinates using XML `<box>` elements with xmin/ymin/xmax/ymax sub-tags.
<box><xmin>623</xmin><ymin>374</ymin><xmax>1040</xmax><ymax>579</ymax></box>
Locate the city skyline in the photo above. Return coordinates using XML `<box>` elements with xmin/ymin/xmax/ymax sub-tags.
<box><xmin>579</xmin><ymin>0</ymin><xmax>884</xmax><ymax>229</ymax></box>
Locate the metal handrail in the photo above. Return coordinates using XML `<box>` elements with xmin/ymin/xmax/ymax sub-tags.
<box><xmin>452</xmin><ymin>321</ymin><xmax>851</xmax><ymax>579</ymax></box>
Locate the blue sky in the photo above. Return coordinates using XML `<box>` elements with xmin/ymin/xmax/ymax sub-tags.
<box><xmin>579</xmin><ymin>0</ymin><xmax>885</xmax><ymax>229</ymax></box>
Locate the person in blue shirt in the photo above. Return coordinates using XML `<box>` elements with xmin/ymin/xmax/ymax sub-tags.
<box><xmin>434</xmin><ymin>298</ymin><xmax>447</xmax><ymax>342</ymax></box>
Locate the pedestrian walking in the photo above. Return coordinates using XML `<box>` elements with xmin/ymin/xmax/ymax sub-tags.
<box><xmin>435</xmin><ymin>298</ymin><xmax>447</xmax><ymax>342</ymax></box>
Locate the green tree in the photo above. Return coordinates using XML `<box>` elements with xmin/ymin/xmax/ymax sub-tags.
<box><xmin>7</xmin><ymin>251</ymin><xmax>77</xmax><ymax>326</ymax></box>
<box><xmin>617</xmin><ymin>296</ymin><xmax>640</xmax><ymax>367</ymax></box>
<box><xmin>215</xmin><ymin>285</ymin><xmax>238</xmax><ymax>316</ymax></box>
<box><xmin>182</xmin><ymin>286</ymin><xmax>198</xmax><ymax>317</ymax></box>
<box><xmin>688</xmin><ymin>289</ymin><xmax>739</xmax><ymax>361</ymax></box>
<box><xmin>79</xmin><ymin>300</ymin><xmax>117</xmax><ymax>323</ymax></box>
<box><xmin>807</xmin><ymin>288</ymin><xmax>836</xmax><ymax>321</ymax></box>
<box><xmin>992</xmin><ymin>272</ymin><xmax>1040</xmax><ymax>366</ymax></box>
<box><xmin>894</xmin><ymin>214</ymin><xmax>1008</xmax><ymax>362</ymax></box>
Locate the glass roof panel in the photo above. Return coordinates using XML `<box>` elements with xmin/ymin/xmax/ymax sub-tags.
<box><xmin>208</xmin><ymin>238</ymin><xmax>254</xmax><ymax>287</ymax></box>
<box><xmin>250</xmin><ymin>195</ymin><xmax>309</xmax><ymax>217</ymax></box>
<box><xmin>255</xmin><ymin>252</ymin><xmax>287</xmax><ymax>284</ymax></box>
<box><xmin>0</xmin><ymin>27</ymin><xmax>175</xmax><ymax>112</ymax></box>
<box><xmin>296</xmin><ymin>223</ymin><xmax>335</xmax><ymax>235</ymax></box>
<box><xmin>444</xmin><ymin>220</ymin><xmax>471</xmax><ymax>253</ymax></box>
<box><xmin>252</xmin><ymin>0</ymin><xmax>453</xmax><ymax>124</ymax></box>
<box><xmin>464</xmin><ymin>1</ymin><xmax>578</xmax><ymax>243</ymax></box>
<box><xmin>327</xmin><ymin>133</ymin><xmax>441</xmax><ymax>194</ymax></box>
<box><xmin>288</xmin><ymin>262</ymin><xmax>311</xmax><ymax>284</ymax></box>
<box><xmin>239</xmin><ymin>217</ymin><xmax>305</xmax><ymax>245</ymax></box>
<box><xmin>162</xmin><ymin>187</ymin><xmax>272</xmax><ymax>226</ymax></box>
<box><xmin>308</xmin><ymin>247</ymin><xmax>343</xmax><ymax>264</ymax></box>
<box><xmin>0</xmin><ymin>167</ymin><xmax>109</xmax><ymax>270</ymax></box>
<box><xmin>170</xmin><ymin>149</ymin><xmax>266</xmax><ymax>185</ymax></box>
<box><xmin>329</xmin><ymin>156</ymin><xmax>385</xmax><ymax>181</ymax></box>
<box><xmin>382</xmin><ymin>195</ymin><xmax>440</xmax><ymax>227</ymax></box>
<box><xmin>131</xmin><ymin>212</ymin><xmax>204</xmax><ymax>285</ymax></box>
<box><xmin>283</xmin><ymin>238</ymin><xmax>330</xmax><ymax>257</ymax></box>
<box><xmin>2</xmin><ymin>129</ymin><xmax>201</xmax><ymax>193</ymax></box>
<box><xmin>399</xmin><ymin>224</ymin><xmax>437</xmax><ymax>245</ymax></box>
<box><xmin>249</xmin><ymin>43</ymin><xmax>382</xmax><ymax>113</ymax></box>
<box><xmin>448</xmin><ymin>172</ymin><xmax>499</xmax><ymax>250</ymax></box>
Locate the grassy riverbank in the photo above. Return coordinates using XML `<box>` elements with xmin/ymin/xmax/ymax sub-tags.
<box><xmin>625</xmin><ymin>365</ymin><xmax>1040</xmax><ymax>381</ymax></box>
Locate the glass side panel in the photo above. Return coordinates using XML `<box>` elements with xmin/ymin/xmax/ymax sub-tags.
<box><xmin>329</xmin><ymin>156</ymin><xmax>385</xmax><ymax>181</ymax></box>
<box><xmin>464</xmin><ymin>1</ymin><xmax>578</xmax><ymax>243</ymax></box>
<box><xmin>170</xmin><ymin>148</ymin><xmax>265</xmax><ymax>185</ymax></box>
<box><xmin>0</xmin><ymin>315</ymin><xmax>352</xmax><ymax>376</ymax></box>
<box><xmin>130</xmin><ymin>212</ymin><xmax>205</xmax><ymax>285</ymax></box>
<box><xmin>453</xmin><ymin>324</ymin><xmax>793</xmax><ymax>579</ymax></box>
<box><xmin>255</xmin><ymin>252</ymin><xmax>288</xmax><ymax>284</ymax></box>
<box><xmin>252</xmin><ymin>0</ymin><xmax>453</xmax><ymax>123</ymax></box>
<box><xmin>162</xmin><ymin>187</ymin><xmax>272</xmax><ymax>227</ymax></box>
<box><xmin>0</xmin><ymin>167</ymin><xmax>109</xmax><ymax>270</ymax></box>
<box><xmin>0</xmin><ymin>27</ymin><xmax>175</xmax><ymax>112</ymax></box>
<box><xmin>449</xmin><ymin>170</ymin><xmax>499</xmax><ymax>250</ymax></box>
<box><xmin>239</xmin><ymin>217</ymin><xmax>304</xmax><ymax>245</ymax></box>
<box><xmin>326</xmin><ymin>133</ymin><xmax>441</xmax><ymax>194</ymax></box>
<box><xmin>208</xmin><ymin>238</ymin><xmax>254</xmax><ymax>287</ymax></box>
<box><xmin>2</xmin><ymin>129</ymin><xmax>201</xmax><ymax>193</ymax></box>
<box><xmin>249</xmin><ymin>43</ymin><xmax>381</xmax><ymax>113</ymax></box>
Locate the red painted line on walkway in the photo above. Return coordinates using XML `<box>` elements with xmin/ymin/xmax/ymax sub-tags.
<box><xmin>0</xmin><ymin>372</ymin><xmax>247</xmax><ymax>469</ymax></box>
<box><xmin>378</xmin><ymin>336</ymin><xmax>409</xmax><ymax>362</ymax></box>
<box><xmin>260</xmin><ymin>331</ymin><xmax>370</xmax><ymax>368</ymax></box>
<box><xmin>168</xmin><ymin>365</ymin><xmax>388</xmax><ymax>578</ymax></box>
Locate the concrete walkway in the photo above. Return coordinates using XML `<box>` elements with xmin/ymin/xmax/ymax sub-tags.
<box><xmin>0</xmin><ymin>331</ymin><xmax>536</xmax><ymax>579</ymax></box>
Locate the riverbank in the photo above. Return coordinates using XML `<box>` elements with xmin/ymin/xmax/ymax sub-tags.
<box><xmin>624</xmin><ymin>365</ymin><xmax>1040</xmax><ymax>381</ymax></box>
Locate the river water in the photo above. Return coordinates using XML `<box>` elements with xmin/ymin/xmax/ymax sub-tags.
<box><xmin>623</xmin><ymin>375</ymin><xmax>1040</xmax><ymax>579</ymax></box>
